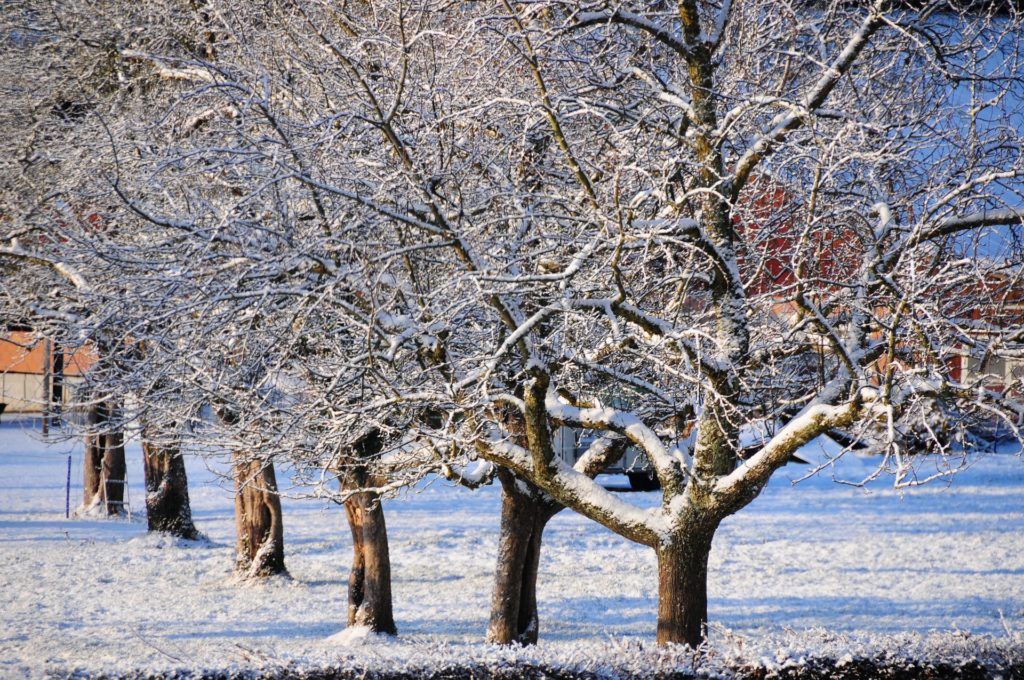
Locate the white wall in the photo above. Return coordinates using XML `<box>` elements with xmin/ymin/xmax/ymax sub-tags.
<box><xmin>0</xmin><ymin>373</ymin><xmax>82</xmax><ymax>413</ymax></box>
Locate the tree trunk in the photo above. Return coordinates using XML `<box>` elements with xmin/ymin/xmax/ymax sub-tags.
<box><xmin>50</xmin><ymin>341</ymin><xmax>63</xmax><ymax>428</ymax></box>
<box><xmin>82</xmin><ymin>401</ymin><xmax>126</xmax><ymax>516</ymax></box>
<box><xmin>339</xmin><ymin>427</ymin><xmax>396</xmax><ymax>634</ymax></box>
<box><xmin>232</xmin><ymin>451</ymin><xmax>287</xmax><ymax>579</ymax></box>
<box><xmin>656</xmin><ymin>523</ymin><xmax>718</xmax><ymax>648</ymax></box>
<box><xmin>142</xmin><ymin>434</ymin><xmax>199</xmax><ymax>539</ymax></box>
<box><xmin>341</xmin><ymin>474</ymin><xmax>397</xmax><ymax>635</ymax></box>
<box><xmin>486</xmin><ymin>468</ymin><xmax>560</xmax><ymax>645</ymax></box>
<box><xmin>83</xmin><ymin>426</ymin><xmax>103</xmax><ymax>510</ymax></box>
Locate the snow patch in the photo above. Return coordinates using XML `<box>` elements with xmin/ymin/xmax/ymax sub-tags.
<box><xmin>327</xmin><ymin>625</ymin><xmax>387</xmax><ymax>647</ymax></box>
<box><xmin>2</xmin><ymin>416</ymin><xmax>1023</xmax><ymax>676</ymax></box>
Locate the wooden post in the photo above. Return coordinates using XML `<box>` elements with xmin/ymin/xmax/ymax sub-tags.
<box><xmin>41</xmin><ymin>338</ymin><xmax>50</xmax><ymax>437</ymax></box>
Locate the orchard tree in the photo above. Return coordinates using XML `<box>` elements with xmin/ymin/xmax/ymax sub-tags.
<box><xmin>10</xmin><ymin>0</ymin><xmax>1024</xmax><ymax>649</ymax></box>
<box><xmin>188</xmin><ymin>0</ymin><xmax>1024</xmax><ymax>647</ymax></box>
<box><xmin>0</xmin><ymin>0</ymin><xmax>207</xmax><ymax>535</ymax></box>
<box><xmin>463</xmin><ymin>0</ymin><xmax>1024</xmax><ymax>646</ymax></box>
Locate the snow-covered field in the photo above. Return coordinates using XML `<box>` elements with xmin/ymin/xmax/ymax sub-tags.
<box><xmin>1</xmin><ymin>416</ymin><xmax>1023</xmax><ymax>678</ymax></box>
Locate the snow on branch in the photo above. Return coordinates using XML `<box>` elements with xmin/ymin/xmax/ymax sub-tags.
<box><xmin>925</xmin><ymin>208</ymin><xmax>1024</xmax><ymax>239</ymax></box>
<box><xmin>559</xmin><ymin>349</ymin><xmax>675</xmax><ymax>405</ymax></box>
<box><xmin>702</xmin><ymin>0</ymin><xmax>732</xmax><ymax>48</ymax></box>
<box><xmin>730</xmin><ymin>6</ymin><xmax>883</xmax><ymax>200</ymax></box>
<box><xmin>627</xmin><ymin>68</ymin><xmax>697</xmax><ymax>122</ymax></box>
<box><xmin>569</xmin><ymin>11</ymin><xmax>694</xmax><ymax>59</ymax></box>
<box><xmin>0</xmin><ymin>242</ymin><xmax>90</xmax><ymax>291</ymax></box>
<box><xmin>118</xmin><ymin>50</ymin><xmax>216</xmax><ymax>83</ymax></box>
<box><xmin>477</xmin><ymin>231</ymin><xmax>605</xmax><ymax>284</ymax></box>
<box><xmin>282</xmin><ymin>175</ymin><xmax>447</xmax><ymax>237</ymax></box>
<box><xmin>455</xmin><ymin>303</ymin><xmax>566</xmax><ymax>392</ymax></box>
<box><xmin>475</xmin><ymin>426</ymin><xmax>668</xmax><ymax>546</ymax></box>
<box><xmin>573</xmin><ymin>433</ymin><xmax>628</xmax><ymax>478</ymax></box>
<box><xmin>574</xmin><ymin>298</ymin><xmax>731</xmax><ymax>379</ymax></box>
<box><xmin>713</xmin><ymin>393</ymin><xmax>873</xmax><ymax>512</ymax></box>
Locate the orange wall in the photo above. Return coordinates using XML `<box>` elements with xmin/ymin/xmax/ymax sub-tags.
<box><xmin>0</xmin><ymin>332</ymin><xmax>94</xmax><ymax>375</ymax></box>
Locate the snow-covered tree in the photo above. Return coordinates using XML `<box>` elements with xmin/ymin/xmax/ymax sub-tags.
<box><xmin>0</xmin><ymin>0</ymin><xmax>211</xmax><ymax>536</ymax></box>
<box><xmin>6</xmin><ymin>0</ymin><xmax>1024</xmax><ymax>648</ymax></box>
<box><xmin>461</xmin><ymin>0</ymin><xmax>1024</xmax><ymax>646</ymax></box>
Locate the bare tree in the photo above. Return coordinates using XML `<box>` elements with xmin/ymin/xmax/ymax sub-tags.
<box><xmin>459</xmin><ymin>0</ymin><xmax>1024</xmax><ymax>646</ymax></box>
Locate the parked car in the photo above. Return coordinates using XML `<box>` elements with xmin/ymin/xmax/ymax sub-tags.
<box><xmin>555</xmin><ymin>419</ymin><xmax>816</xmax><ymax>492</ymax></box>
<box><xmin>552</xmin><ymin>426</ymin><xmax>664</xmax><ymax>491</ymax></box>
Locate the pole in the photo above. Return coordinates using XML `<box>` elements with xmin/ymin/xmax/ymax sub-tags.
<box><xmin>65</xmin><ymin>454</ymin><xmax>71</xmax><ymax>519</ymax></box>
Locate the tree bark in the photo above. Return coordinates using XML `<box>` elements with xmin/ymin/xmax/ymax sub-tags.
<box><xmin>341</xmin><ymin>473</ymin><xmax>397</xmax><ymax>635</ymax></box>
<box><xmin>83</xmin><ymin>424</ymin><xmax>102</xmax><ymax>509</ymax></box>
<box><xmin>339</xmin><ymin>427</ymin><xmax>397</xmax><ymax>635</ymax></box>
<box><xmin>656</xmin><ymin>522</ymin><xmax>718</xmax><ymax>648</ymax></box>
<box><xmin>50</xmin><ymin>341</ymin><xmax>63</xmax><ymax>428</ymax></box>
<box><xmin>232</xmin><ymin>451</ymin><xmax>287</xmax><ymax>579</ymax></box>
<box><xmin>142</xmin><ymin>433</ymin><xmax>199</xmax><ymax>539</ymax></box>
<box><xmin>82</xmin><ymin>401</ymin><xmax>126</xmax><ymax>516</ymax></box>
<box><xmin>486</xmin><ymin>468</ymin><xmax>560</xmax><ymax>645</ymax></box>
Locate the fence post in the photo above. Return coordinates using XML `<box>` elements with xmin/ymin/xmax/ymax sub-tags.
<box><xmin>65</xmin><ymin>454</ymin><xmax>71</xmax><ymax>519</ymax></box>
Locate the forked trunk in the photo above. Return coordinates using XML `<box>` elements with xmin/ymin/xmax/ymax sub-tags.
<box><xmin>232</xmin><ymin>451</ymin><xmax>287</xmax><ymax>578</ymax></box>
<box><xmin>142</xmin><ymin>434</ymin><xmax>199</xmax><ymax>539</ymax></box>
<box><xmin>82</xmin><ymin>401</ymin><xmax>126</xmax><ymax>516</ymax></box>
<box><xmin>486</xmin><ymin>469</ymin><xmax>560</xmax><ymax>645</ymax></box>
<box><xmin>342</xmin><ymin>478</ymin><xmax>397</xmax><ymax>635</ymax></box>
<box><xmin>656</xmin><ymin>523</ymin><xmax>718</xmax><ymax>648</ymax></box>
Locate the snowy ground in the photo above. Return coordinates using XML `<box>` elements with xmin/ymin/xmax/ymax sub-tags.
<box><xmin>1</xmin><ymin>416</ymin><xmax>1023</xmax><ymax>678</ymax></box>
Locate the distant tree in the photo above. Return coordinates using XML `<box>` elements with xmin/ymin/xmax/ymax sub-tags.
<box><xmin>0</xmin><ymin>0</ymin><xmax>203</xmax><ymax>533</ymax></box>
<box><xmin>81</xmin><ymin>399</ymin><xmax>127</xmax><ymax>515</ymax></box>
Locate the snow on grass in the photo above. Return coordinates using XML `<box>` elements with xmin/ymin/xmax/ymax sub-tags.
<box><xmin>0</xmin><ymin>416</ymin><xmax>1023</xmax><ymax>677</ymax></box>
